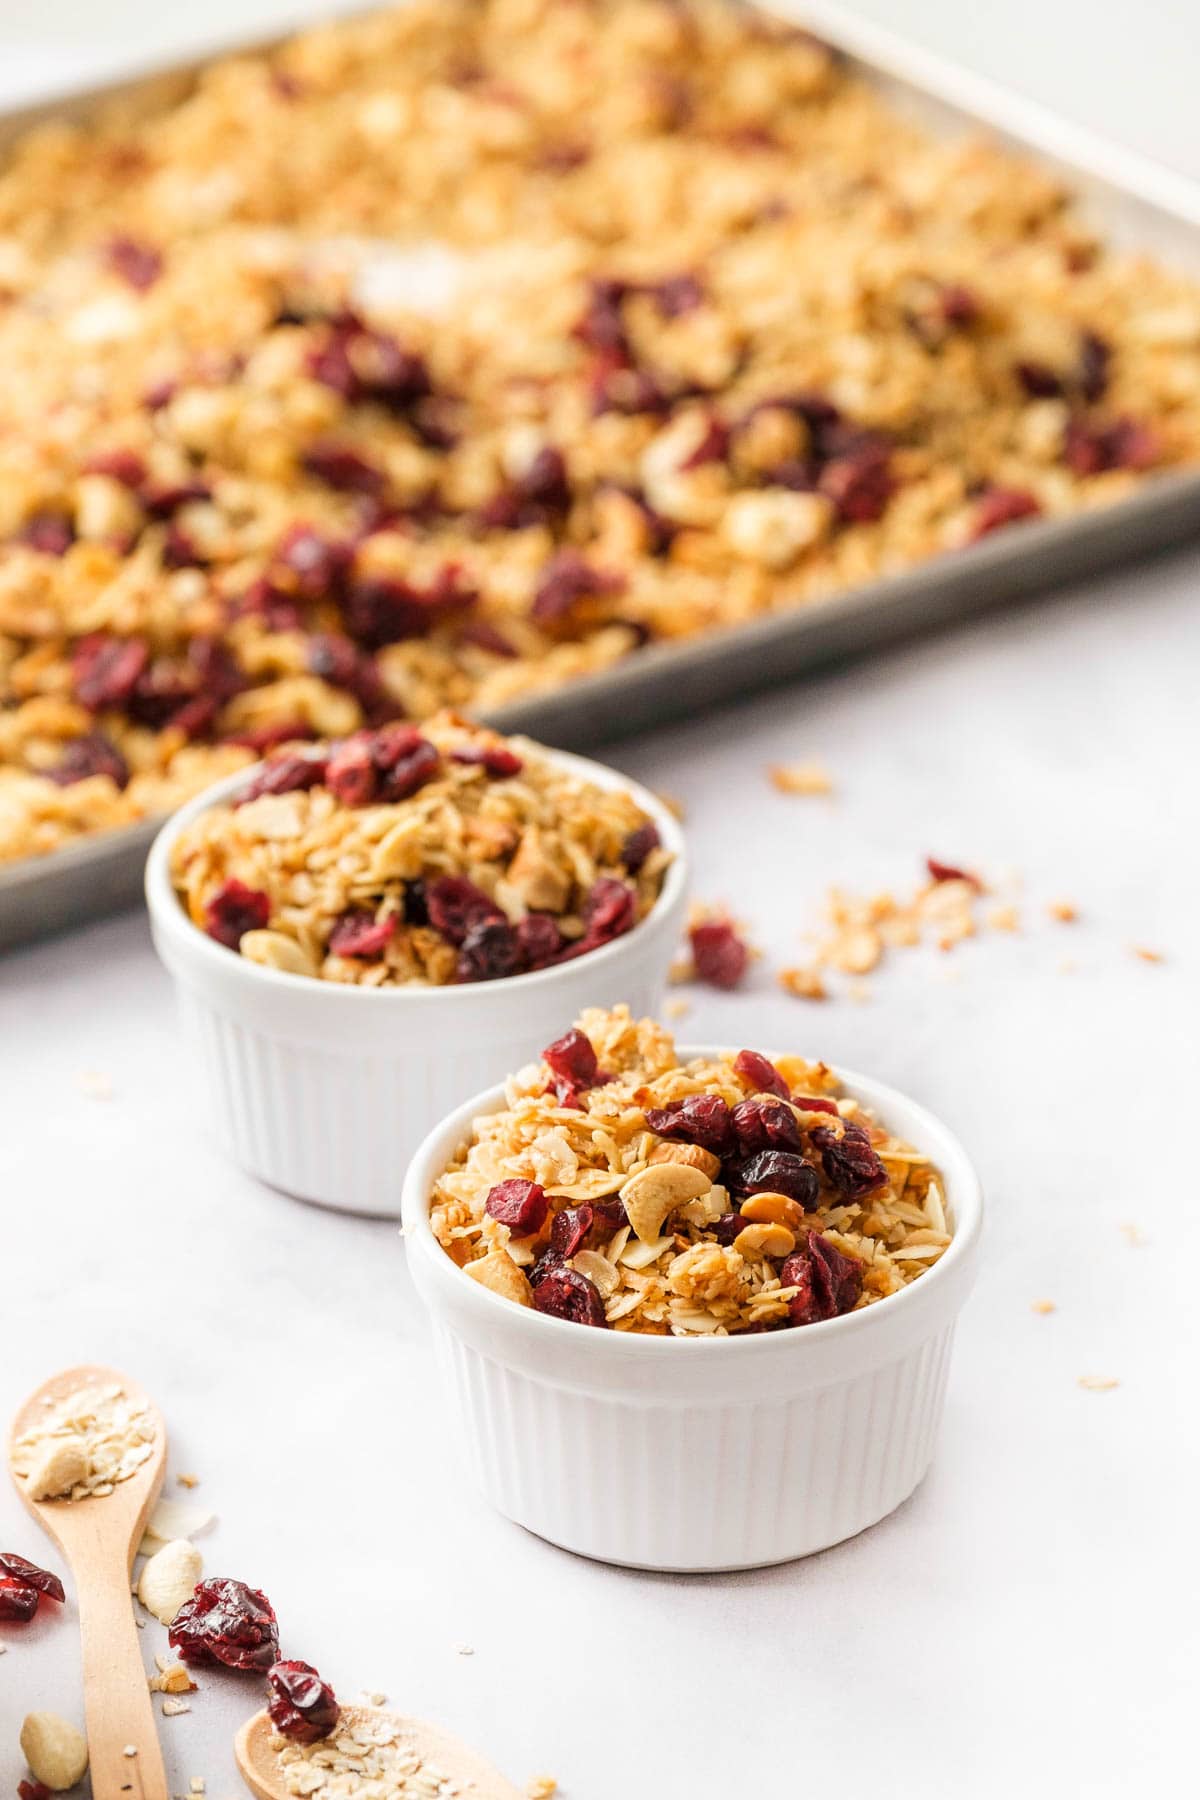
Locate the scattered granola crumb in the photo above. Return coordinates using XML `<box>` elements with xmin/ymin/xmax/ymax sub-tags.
<box><xmin>1031</xmin><ymin>1299</ymin><xmax>1056</xmax><ymax>1315</ymax></box>
<box><xmin>987</xmin><ymin>903</ymin><xmax>1020</xmax><ymax>932</ymax></box>
<box><xmin>768</xmin><ymin>760</ymin><xmax>832</xmax><ymax>797</ymax></box>
<box><xmin>13</xmin><ymin>1382</ymin><xmax>155</xmax><ymax>1501</ymax></box>
<box><xmin>456</xmin><ymin>1645</ymin><xmax>475</xmax><ymax>1657</ymax></box>
<box><xmin>190</xmin><ymin>1780</ymin><xmax>205</xmax><ymax>1793</ymax></box>
<box><xmin>663</xmin><ymin>997</ymin><xmax>691</xmax><ymax>1021</ymax></box>
<box><xmin>149</xmin><ymin>1660</ymin><xmax>196</xmax><ymax>1695</ymax></box>
<box><xmin>527</xmin><ymin>1780</ymin><xmax>558</xmax><ymax>1800</ymax></box>
<box><xmin>366</xmin><ymin>1692</ymin><xmax>387</xmax><ymax>1707</ymax></box>
<box><xmin>76</xmin><ymin>1069</ymin><xmax>113</xmax><ymax>1100</ymax></box>
<box><xmin>778</xmin><ymin>965</ymin><xmax>828</xmax><ymax>1001</ymax></box>
<box><xmin>161</xmin><ymin>1699</ymin><xmax>191</xmax><ymax>1718</ymax></box>
<box><xmin>176</xmin><ymin>1473</ymin><xmax>200</xmax><ymax>1489</ymax></box>
<box><xmin>668</xmin><ymin>956</ymin><xmax>695</xmax><ymax>986</ymax></box>
<box><xmin>847</xmin><ymin>980</ymin><xmax>872</xmax><ymax>1003</ymax></box>
<box><xmin>1048</xmin><ymin>900</ymin><xmax>1078</xmax><ymax>923</ymax></box>
<box><xmin>1131</xmin><ymin>945</ymin><xmax>1164</xmax><ymax>963</ymax></box>
<box><xmin>1057</xmin><ymin>957</ymin><xmax>1077</xmax><ymax>975</ymax></box>
<box><xmin>123</xmin><ymin>1747</ymin><xmax>138</xmax><ymax>1758</ymax></box>
<box><xmin>1078</xmin><ymin>1375</ymin><xmax>1120</xmax><ymax>1392</ymax></box>
<box><xmin>1119</xmin><ymin>1222</ymin><xmax>1147</xmax><ymax>1248</ymax></box>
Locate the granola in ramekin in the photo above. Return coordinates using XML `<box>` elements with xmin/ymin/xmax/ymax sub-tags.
<box><xmin>3</xmin><ymin>0</ymin><xmax>1200</xmax><ymax>866</ymax></box>
<box><xmin>429</xmin><ymin>1006</ymin><xmax>950</xmax><ymax>1333</ymax></box>
<box><xmin>168</xmin><ymin>714</ymin><xmax>671</xmax><ymax>985</ymax></box>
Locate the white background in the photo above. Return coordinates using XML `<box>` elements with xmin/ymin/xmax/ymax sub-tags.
<box><xmin>1</xmin><ymin>3</ymin><xmax>1198</xmax><ymax>1796</ymax></box>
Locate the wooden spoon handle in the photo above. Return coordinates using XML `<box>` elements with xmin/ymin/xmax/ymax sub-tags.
<box><xmin>76</xmin><ymin>1570</ymin><xmax>168</xmax><ymax>1800</ymax></box>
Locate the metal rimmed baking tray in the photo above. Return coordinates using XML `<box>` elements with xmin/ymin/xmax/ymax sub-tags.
<box><xmin>3</xmin><ymin>0</ymin><xmax>1200</xmax><ymax>952</ymax></box>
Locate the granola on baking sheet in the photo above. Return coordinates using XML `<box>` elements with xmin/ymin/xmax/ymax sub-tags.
<box><xmin>429</xmin><ymin>1006</ymin><xmax>951</xmax><ymax>1333</ymax></box>
<box><xmin>3</xmin><ymin>0</ymin><xmax>1200</xmax><ymax>866</ymax></box>
<box><xmin>169</xmin><ymin>713</ymin><xmax>670</xmax><ymax>984</ymax></box>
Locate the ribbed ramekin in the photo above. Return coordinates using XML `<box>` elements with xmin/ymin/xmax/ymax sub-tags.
<box><xmin>144</xmin><ymin>750</ymin><xmax>687</xmax><ymax>1217</ymax></box>
<box><xmin>402</xmin><ymin>1057</ymin><xmax>982</xmax><ymax>1570</ymax></box>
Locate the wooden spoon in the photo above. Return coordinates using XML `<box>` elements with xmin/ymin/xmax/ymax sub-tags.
<box><xmin>10</xmin><ymin>1365</ymin><xmax>168</xmax><ymax>1800</ymax></box>
<box><xmin>236</xmin><ymin>1705</ymin><xmax>523</xmax><ymax>1800</ymax></box>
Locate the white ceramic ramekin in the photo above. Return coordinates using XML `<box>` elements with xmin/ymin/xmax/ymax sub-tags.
<box><xmin>144</xmin><ymin>749</ymin><xmax>687</xmax><ymax>1217</ymax></box>
<box><xmin>402</xmin><ymin>1056</ymin><xmax>982</xmax><ymax>1571</ymax></box>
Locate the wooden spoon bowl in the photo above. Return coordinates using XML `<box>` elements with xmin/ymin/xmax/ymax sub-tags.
<box><xmin>236</xmin><ymin>1705</ymin><xmax>523</xmax><ymax>1800</ymax></box>
<box><xmin>10</xmin><ymin>1365</ymin><xmax>168</xmax><ymax>1800</ymax></box>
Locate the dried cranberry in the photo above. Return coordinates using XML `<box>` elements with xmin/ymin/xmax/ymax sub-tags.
<box><xmin>479</xmin><ymin>445</ymin><xmax>572</xmax><ymax>531</ymax></box>
<box><xmin>0</xmin><ymin>1580</ymin><xmax>39</xmax><ymax>1622</ymax></box>
<box><xmin>531</xmin><ymin>1264</ymin><xmax>609</xmax><ymax>1328</ymax></box>
<box><xmin>970</xmin><ymin>487</ymin><xmax>1042</xmax><ymax>540</ymax></box>
<box><xmin>531</xmin><ymin>551</ymin><xmax>624</xmax><ymax>626</ymax></box>
<box><xmin>644</xmin><ymin>1094</ymin><xmax>736</xmax><ymax>1159</ymax></box>
<box><xmin>48</xmin><ymin>732</ymin><xmax>130</xmax><ymax>789</ymax></box>
<box><xmin>485</xmin><ymin>1179</ymin><xmax>549</xmax><ymax>1234</ymax></box>
<box><xmin>162</xmin><ymin>518</ymin><xmax>204</xmax><ymax>565</ymax></box>
<box><xmin>228</xmin><ymin>720</ymin><xmax>315</xmax><ymax>755</ymax></box>
<box><xmin>275</xmin><ymin>524</ymin><xmax>351</xmax><ymax>600</ymax></box>
<box><xmin>733</xmin><ymin>1049</ymin><xmax>788</xmax><ymax>1098</ymax></box>
<box><xmin>690</xmin><ymin>919</ymin><xmax>748</xmax><ymax>990</ymax></box>
<box><xmin>203</xmin><ymin>880</ymin><xmax>270</xmax><ymax>951</ymax></box>
<box><xmin>457</xmin><ymin>917</ymin><xmax>521</xmax><ymax>982</ymax></box>
<box><xmin>19</xmin><ymin>1781</ymin><xmax>53</xmax><ymax>1800</ymax></box>
<box><xmin>543</xmin><ymin>1028</ymin><xmax>600</xmax><ymax>1088</ymax></box>
<box><xmin>650</xmin><ymin>273</ymin><xmax>706</xmax><ymax>317</ymax></box>
<box><xmin>457</xmin><ymin>619</ymin><xmax>518</xmax><ymax>658</ymax></box>
<box><xmin>588</xmin><ymin>354</ymin><xmax>671</xmax><ymax>418</ymax></box>
<box><xmin>729</xmin><ymin>1150</ymin><xmax>819</xmax><ymax>1211</ymax></box>
<box><xmin>72</xmin><ymin>633</ymin><xmax>150</xmax><ymax>711</ymax></box>
<box><xmin>451</xmin><ymin>744</ymin><xmax>524</xmax><ymax>777</ymax></box>
<box><xmin>106</xmin><ymin>235</ymin><xmax>163</xmax><ymax>290</ymax></box>
<box><xmin>302</xmin><ymin>442</ymin><xmax>386</xmax><ymax>494</ymax></box>
<box><xmin>168</xmin><ymin>1577</ymin><xmax>279</xmax><ymax>1672</ymax></box>
<box><xmin>1078</xmin><ymin>331</ymin><xmax>1112</xmax><ymax>404</ymax></box>
<box><xmin>307</xmin><ymin>635</ymin><xmax>392</xmax><ymax>720</ymax></box>
<box><xmin>1064</xmin><ymin>415</ymin><xmax>1159</xmax><ymax>476</ymax></box>
<box><xmin>18</xmin><ymin>513</ymin><xmax>75</xmax><ymax>556</ymax></box>
<box><xmin>328</xmin><ymin>910</ymin><xmax>396</xmax><ymax>960</ymax></box>
<box><xmin>1016</xmin><ymin>361</ymin><xmax>1063</xmax><ymax>399</ymax></box>
<box><xmin>781</xmin><ymin>1232</ymin><xmax>862</xmax><ymax>1325</ymax></box>
<box><xmin>810</xmin><ymin>1123</ymin><xmax>888</xmax><ymax>1199</ymax></box>
<box><xmin>342</xmin><ymin>569</ymin><xmax>473</xmax><ymax>648</ymax></box>
<box><xmin>581</xmin><ymin>877</ymin><xmax>635</xmax><ymax>946</ymax></box>
<box><xmin>267</xmin><ymin>1659</ymin><xmax>339</xmax><ymax>1745</ymax></box>
<box><xmin>792</xmin><ymin>1094</ymin><xmax>838</xmax><ymax>1116</ymax></box>
<box><xmin>84</xmin><ymin>448</ymin><xmax>147</xmax><ymax>488</ymax></box>
<box><xmin>325</xmin><ymin>738</ymin><xmax>377</xmax><ymax>806</ymax></box>
<box><xmin>376</xmin><ymin>732</ymin><xmax>439</xmax><ymax>802</ymax></box>
<box><xmin>621</xmin><ymin>821</ymin><xmax>660</xmax><ymax>874</ymax></box>
<box><xmin>549</xmin><ymin>1203</ymin><xmax>596</xmax><ymax>1259</ymax></box>
<box><xmin>427</xmin><ymin>876</ymin><xmax>505</xmax><ymax>946</ymax></box>
<box><xmin>574</xmin><ymin>277</ymin><xmax>633</xmax><ymax>355</ymax></box>
<box><xmin>236</xmin><ymin>753</ymin><xmax>328</xmax><ymax>804</ymax></box>
<box><xmin>0</xmin><ymin>1553</ymin><xmax>64</xmax><ymax>1603</ymax></box>
<box><xmin>731</xmin><ymin>1097</ymin><xmax>803</xmax><ymax>1156</ymax></box>
<box><xmin>142</xmin><ymin>478</ymin><xmax>212</xmax><ymax>518</ymax></box>
<box><xmin>515</xmin><ymin>913</ymin><xmax>565</xmax><ymax>969</ymax></box>
<box><xmin>710</xmin><ymin>1212</ymin><xmax>746</xmax><ymax>1246</ymax></box>
<box><xmin>819</xmin><ymin>440</ymin><xmax>895</xmax><ymax>523</ymax></box>
<box><xmin>926</xmin><ymin>856</ymin><xmax>980</xmax><ymax>888</ymax></box>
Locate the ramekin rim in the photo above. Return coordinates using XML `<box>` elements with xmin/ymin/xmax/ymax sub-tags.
<box><xmin>144</xmin><ymin>741</ymin><xmax>687</xmax><ymax>1002</ymax></box>
<box><xmin>401</xmin><ymin>1047</ymin><xmax>984</xmax><ymax>1356</ymax></box>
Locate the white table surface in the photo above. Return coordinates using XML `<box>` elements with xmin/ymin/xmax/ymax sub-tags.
<box><xmin>2</xmin><ymin>4</ymin><xmax>1198</xmax><ymax>1795</ymax></box>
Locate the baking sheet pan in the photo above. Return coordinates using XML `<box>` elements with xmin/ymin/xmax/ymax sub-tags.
<box><xmin>4</xmin><ymin>1</ymin><xmax>1200</xmax><ymax>953</ymax></box>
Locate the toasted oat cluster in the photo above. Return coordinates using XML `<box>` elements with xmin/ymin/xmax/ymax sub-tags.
<box><xmin>12</xmin><ymin>1383</ymin><xmax>156</xmax><ymax>1501</ymax></box>
<box><xmin>3</xmin><ymin>0</ymin><xmax>1200</xmax><ymax>868</ymax></box>
<box><xmin>430</xmin><ymin>1007</ymin><xmax>950</xmax><ymax>1335</ymax></box>
<box><xmin>169</xmin><ymin>714</ymin><xmax>669</xmax><ymax>984</ymax></box>
<box><xmin>273</xmin><ymin>1710</ymin><xmax>463</xmax><ymax>1800</ymax></box>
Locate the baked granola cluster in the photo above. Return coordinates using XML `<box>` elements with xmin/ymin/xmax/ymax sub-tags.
<box><xmin>169</xmin><ymin>713</ymin><xmax>670</xmax><ymax>984</ymax></box>
<box><xmin>430</xmin><ymin>1006</ymin><xmax>950</xmax><ymax>1334</ymax></box>
<box><xmin>4</xmin><ymin>0</ymin><xmax>1200</xmax><ymax>867</ymax></box>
